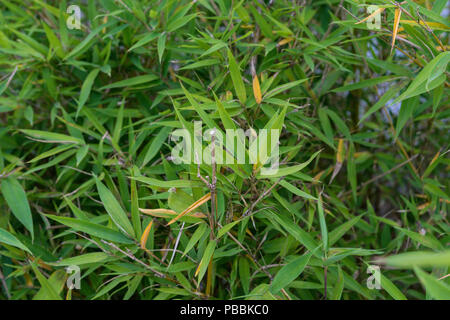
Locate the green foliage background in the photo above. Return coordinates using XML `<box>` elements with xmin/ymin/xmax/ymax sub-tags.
<box><xmin>0</xmin><ymin>0</ymin><xmax>449</xmax><ymax>300</ymax></box>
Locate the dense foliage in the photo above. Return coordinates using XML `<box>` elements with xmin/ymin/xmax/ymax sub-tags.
<box><xmin>0</xmin><ymin>0</ymin><xmax>449</xmax><ymax>300</ymax></box>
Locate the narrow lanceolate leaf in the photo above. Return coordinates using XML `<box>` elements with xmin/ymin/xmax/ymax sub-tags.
<box><xmin>278</xmin><ymin>180</ymin><xmax>317</xmax><ymax>201</ymax></box>
<box><xmin>64</xmin><ymin>23</ymin><xmax>112</xmax><ymax>60</ymax></box>
<box><xmin>394</xmin><ymin>52</ymin><xmax>450</xmax><ymax>103</ymax></box>
<box><xmin>20</xmin><ymin>130</ymin><xmax>84</xmax><ymax>144</ymax></box>
<box><xmin>130</xmin><ymin>176</ymin><xmax>205</xmax><ymax>189</ymax></box>
<box><xmin>167</xmin><ymin>193</ymin><xmax>211</xmax><ymax>226</ymax></box>
<box><xmin>128</xmin><ymin>32</ymin><xmax>158</xmax><ymax>52</ymax></box>
<box><xmin>253</xmin><ymin>75</ymin><xmax>262</xmax><ymax>104</ymax></box>
<box><xmin>52</xmin><ymin>252</ymin><xmax>111</xmax><ymax>266</ymax></box>
<box><xmin>270</xmin><ymin>212</ymin><xmax>318</xmax><ymax>253</ymax></box>
<box><xmin>95</xmin><ymin>178</ymin><xmax>135</xmax><ymax>237</ymax></box>
<box><xmin>381</xmin><ymin>250</ymin><xmax>450</xmax><ymax>268</ymax></box>
<box><xmin>329</xmin><ymin>214</ymin><xmax>363</xmax><ymax>246</ymax></box>
<box><xmin>380</xmin><ymin>273</ymin><xmax>407</xmax><ymax>300</ymax></box>
<box><xmin>0</xmin><ymin>227</ymin><xmax>31</xmax><ymax>253</ymax></box>
<box><xmin>1</xmin><ymin>177</ymin><xmax>34</xmax><ymax>239</ymax></box>
<box><xmin>139</xmin><ymin>208</ymin><xmax>206</xmax><ymax>219</ymax></box>
<box><xmin>46</xmin><ymin>215</ymin><xmax>134</xmax><ymax>244</ymax></box>
<box><xmin>195</xmin><ymin>240</ymin><xmax>216</xmax><ymax>283</ymax></box>
<box><xmin>258</xmin><ymin>150</ymin><xmax>321</xmax><ymax>178</ymax></box>
<box><xmin>183</xmin><ymin>223</ymin><xmax>208</xmax><ymax>257</ymax></box>
<box><xmin>270</xmin><ymin>251</ymin><xmax>313</xmax><ymax>293</ymax></box>
<box><xmin>227</xmin><ymin>49</ymin><xmax>246</xmax><ymax>104</ymax></box>
<box><xmin>139</xmin><ymin>208</ymin><xmax>177</xmax><ymax>216</ymax></box>
<box><xmin>99</xmin><ymin>74</ymin><xmax>159</xmax><ymax>90</ymax></box>
<box><xmin>414</xmin><ymin>267</ymin><xmax>450</xmax><ymax>300</ymax></box>
<box><xmin>130</xmin><ymin>169</ymin><xmax>142</xmax><ymax>237</ymax></box>
<box><xmin>141</xmin><ymin>127</ymin><xmax>171</xmax><ymax>168</ymax></box>
<box><xmin>30</xmin><ymin>262</ymin><xmax>62</xmax><ymax>300</ymax></box>
<box><xmin>317</xmin><ymin>195</ymin><xmax>328</xmax><ymax>253</ymax></box>
<box><xmin>330</xmin><ymin>139</ymin><xmax>345</xmax><ymax>183</ymax></box>
<box><xmin>157</xmin><ymin>33</ymin><xmax>166</xmax><ymax>63</ymax></box>
<box><xmin>77</xmin><ymin>69</ymin><xmax>100</xmax><ymax>117</ymax></box>
<box><xmin>140</xmin><ymin>219</ymin><xmax>153</xmax><ymax>249</ymax></box>
<box><xmin>391</xmin><ymin>8</ymin><xmax>402</xmax><ymax>55</ymax></box>
<box><xmin>355</xmin><ymin>7</ymin><xmax>385</xmax><ymax>25</ymax></box>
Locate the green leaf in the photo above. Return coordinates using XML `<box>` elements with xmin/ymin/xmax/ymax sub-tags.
<box><xmin>100</xmin><ymin>74</ymin><xmax>159</xmax><ymax>90</ymax></box>
<box><xmin>20</xmin><ymin>129</ymin><xmax>84</xmax><ymax>145</ymax></box>
<box><xmin>394</xmin><ymin>52</ymin><xmax>450</xmax><ymax>103</ymax></box>
<box><xmin>264</xmin><ymin>79</ymin><xmax>308</xmax><ymax>99</ymax></box>
<box><xmin>383</xmin><ymin>250</ymin><xmax>450</xmax><ymax>268</ymax></box>
<box><xmin>130</xmin><ymin>176</ymin><xmax>205</xmax><ymax>189</ymax></box>
<box><xmin>359</xmin><ymin>83</ymin><xmax>405</xmax><ymax>124</ymax></box>
<box><xmin>33</xmin><ymin>270</ymin><xmax>66</xmax><ymax>300</ymax></box>
<box><xmin>64</xmin><ymin>21</ymin><xmax>114</xmax><ymax>60</ymax></box>
<box><xmin>217</xmin><ymin>220</ymin><xmax>241</xmax><ymax>239</ymax></box>
<box><xmin>0</xmin><ymin>227</ymin><xmax>31</xmax><ymax>253</ymax></box>
<box><xmin>270</xmin><ymin>211</ymin><xmax>318</xmax><ymax>253</ymax></box>
<box><xmin>329</xmin><ymin>214</ymin><xmax>363</xmax><ymax>246</ymax></box>
<box><xmin>332</xmin><ymin>76</ymin><xmax>400</xmax><ymax>92</ymax></box>
<box><xmin>380</xmin><ymin>273</ymin><xmax>407</xmax><ymax>300</ymax></box>
<box><xmin>227</xmin><ymin>49</ymin><xmax>246</xmax><ymax>104</ymax></box>
<box><xmin>1</xmin><ymin>177</ymin><xmax>34</xmax><ymax>239</ymax></box>
<box><xmin>278</xmin><ymin>180</ymin><xmax>317</xmax><ymax>201</ymax></box>
<box><xmin>77</xmin><ymin>69</ymin><xmax>100</xmax><ymax>117</ymax></box>
<box><xmin>196</xmin><ymin>240</ymin><xmax>216</xmax><ymax>283</ymax></box>
<box><xmin>46</xmin><ymin>215</ymin><xmax>133</xmax><ymax>244</ymax></box>
<box><xmin>167</xmin><ymin>13</ymin><xmax>197</xmax><ymax>32</ymax></box>
<box><xmin>331</xmin><ymin>266</ymin><xmax>344</xmax><ymax>300</ymax></box>
<box><xmin>157</xmin><ymin>33</ymin><xmax>166</xmax><ymax>63</ymax></box>
<box><xmin>270</xmin><ymin>251</ymin><xmax>313</xmax><ymax>293</ymax></box>
<box><xmin>180</xmin><ymin>83</ymin><xmax>217</xmax><ymax>129</ymax></box>
<box><xmin>183</xmin><ymin>223</ymin><xmax>207</xmax><ymax>257</ymax></box>
<box><xmin>30</xmin><ymin>262</ymin><xmax>62</xmax><ymax>300</ymax></box>
<box><xmin>128</xmin><ymin>32</ymin><xmax>158</xmax><ymax>52</ymax></box>
<box><xmin>95</xmin><ymin>178</ymin><xmax>135</xmax><ymax>238</ymax></box>
<box><xmin>76</xmin><ymin>145</ymin><xmax>89</xmax><ymax>166</ymax></box>
<box><xmin>239</xmin><ymin>257</ymin><xmax>251</xmax><ymax>294</ymax></box>
<box><xmin>317</xmin><ymin>195</ymin><xmax>328</xmax><ymax>253</ymax></box>
<box><xmin>258</xmin><ymin>150</ymin><xmax>320</xmax><ymax>178</ymax></box>
<box><xmin>414</xmin><ymin>267</ymin><xmax>450</xmax><ymax>300</ymax></box>
<box><xmin>52</xmin><ymin>252</ymin><xmax>112</xmax><ymax>266</ymax></box>
<box><xmin>179</xmin><ymin>59</ymin><xmax>220</xmax><ymax>70</ymax></box>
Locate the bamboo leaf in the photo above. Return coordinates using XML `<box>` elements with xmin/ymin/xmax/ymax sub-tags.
<box><xmin>1</xmin><ymin>177</ymin><xmax>34</xmax><ymax>239</ymax></box>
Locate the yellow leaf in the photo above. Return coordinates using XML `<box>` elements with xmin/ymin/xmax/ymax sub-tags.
<box><xmin>102</xmin><ymin>16</ymin><xmax>108</xmax><ymax>34</ymax></box>
<box><xmin>252</xmin><ymin>75</ymin><xmax>262</xmax><ymax>104</ymax></box>
<box><xmin>436</xmin><ymin>45</ymin><xmax>450</xmax><ymax>51</ymax></box>
<box><xmin>313</xmin><ymin>169</ymin><xmax>327</xmax><ymax>184</ymax></box>
<box><xmin>336</xmin><ymin>139</ymin><xmax>345</xmax><ymax>163</ymax></box>
<box><xmin>139</xmin><ymin>208</ymin><xmax>206</xmax><ymax>218</ymax></box>
<box><xmin>399</xmin><ymin>20</ymin><xmax>450</xmax><ymax>31</ymax></box>
<box><xmin>139</xmin><ymin>208</ymin><xmax>177</xmax><ymax>217</ymax></box>
<box><xmin>194</xmin><ymin>260</ymin><xmax>203</xmax><ymax>277</ymax></box>
<box><xmin>167</xmin><ymin>193</ymin><xmax>211</xmax><ymax>226</ymax></box>
<box><xmin>391</xmin><ymin>8</ymin><xmax>402</xmax><ymax>55</ymax></box>
<box><xmin>278</xmin><ymin>38</ymin><xmax>293</xmax><ymax>46</ymax></box>
<box><xmin>330</xmin><ymin>139</ymin><xmax>345</xmax><ymax>183</ymax></box>
<box><xmin>140</xmin><ymin>219</ymin><xmax>153</xmax><ymax>249</ymax></box>
<box><xmin>355</xmin><ymin>7</ymin><xmax>385</xmax><ymax>25</ymax></box>
<box><xmin>417</xmin><ymin>202</ymin><xmax>430</xmax><ymax>210</ymax></box>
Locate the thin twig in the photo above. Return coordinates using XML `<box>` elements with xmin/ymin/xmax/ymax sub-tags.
<box><xmin>243</xmin><ymin>177</ymin><xmax>285</xmax><ymax>217</ymax></box>
<box><xmin>101</xmin><ymin>240</ymin><xmax>165</xmax><ymax>278</ymax></box>
<box><xmin>0</xmin><ymin>269</ymin><xmax>11</xmax><ymax>299</ymax></box>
